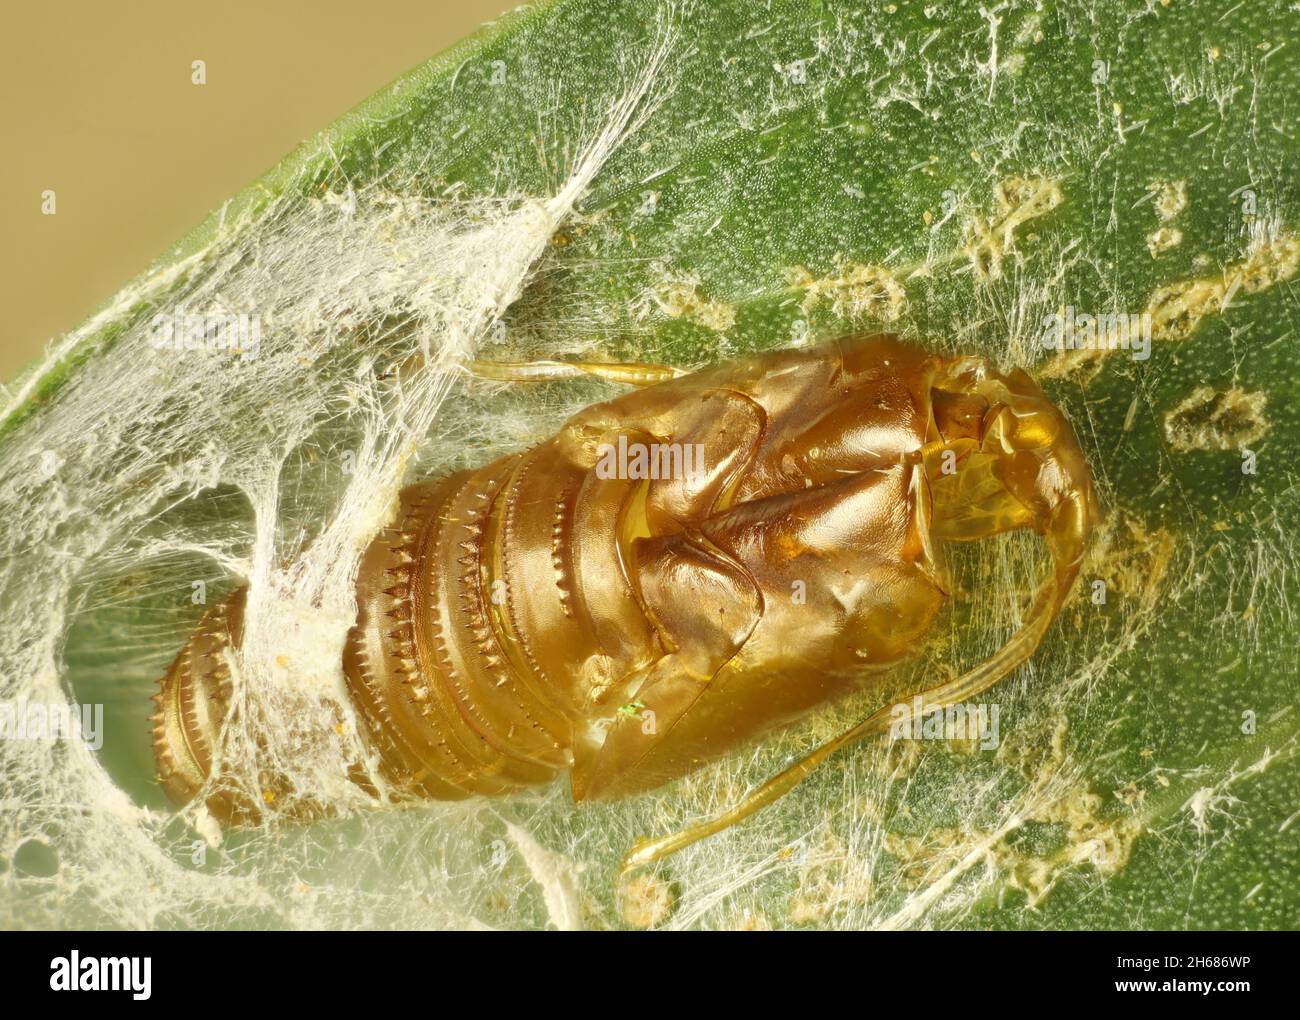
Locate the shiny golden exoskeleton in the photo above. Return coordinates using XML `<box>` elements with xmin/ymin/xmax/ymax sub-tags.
<box><xmin>153</xmin><ymin>334</ymin><xmax>1100</xmax><ymax>867</ymax></box>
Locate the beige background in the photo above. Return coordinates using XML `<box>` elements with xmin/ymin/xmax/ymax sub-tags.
<box><xmin>0</xmin><ymin>1</ymin><xmax>518</xmax><ymax>384</ymax></box>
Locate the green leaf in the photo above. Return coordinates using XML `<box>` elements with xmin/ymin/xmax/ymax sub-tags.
<box><xmin>3</xmin><ymin>0</ymin><xmax>1297</xmax><ymax>930</ymax></box>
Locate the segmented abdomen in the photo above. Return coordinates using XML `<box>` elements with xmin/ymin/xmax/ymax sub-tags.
<box><xmin>154</xmin><ymin>428</ymin><xmax>659</xmax><ymax>819</ymax></box>
<box><xmin>346</xmin><ymin>454</ymin><xmax>566</xmax><ymax>797</ymax></box>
